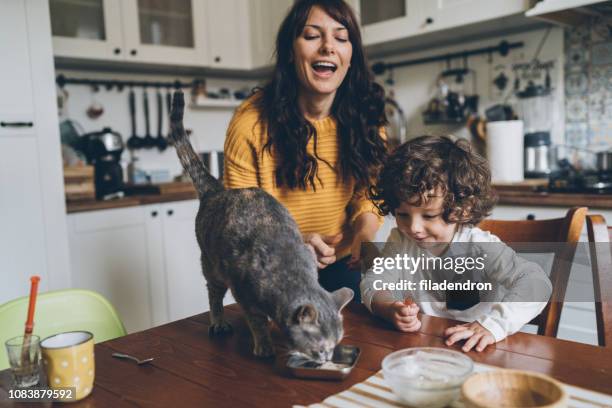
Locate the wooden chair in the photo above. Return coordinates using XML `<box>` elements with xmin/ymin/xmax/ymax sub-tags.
<box><xmin>586</xmin><ymin>215</ymin><xmax>612</xmax><ymax>347</ymax></box>
<box><xmin>478</xmin><ymin>207</ymin><xmax>587</xmax><ymax>338</ymax></box>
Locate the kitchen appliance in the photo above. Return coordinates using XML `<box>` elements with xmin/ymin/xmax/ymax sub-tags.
<box><xmin>548</xmin><ymin>159</ymin><xmax>612</xmax><ymax>194</ymax></box>
<box><xmin>77</xmin><ymin>127</ymin><xmax>125</xmax><ymax>199</ymax></box>
<box><xmin>524</xmin><ymin>132</ymin><xmax>552</xmax><ymax>178</ymax></box>
<box><xmin>517</xmin><ymin>83</ymin><xmax>553</xmax><ymax>178</ymax></box>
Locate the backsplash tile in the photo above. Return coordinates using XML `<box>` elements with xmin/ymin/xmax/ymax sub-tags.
<box><xmin>565</xmin><ymin>18</ymin><xmax>612</xmax><ymax>150</ymax></box>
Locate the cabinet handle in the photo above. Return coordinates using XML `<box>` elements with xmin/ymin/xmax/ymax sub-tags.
<box><xmin>425</xmin><ymin>17</ymin><xmax>434</xmax><ymax>24</ymax></box>
<box><xmin>526</xmin><ymin>214</ymin><xmax>536</xmax><ymax>220</ymax></box>
<box><xmin>130</xmin><ymin>49</ymin><xmax>138</xmax><ymax>56</ymax></box>
<box><xmin>151</xmin><ymin>211</ymin><xmax>158</xmax><ymax>218</ymax></box>
<box><xmin>114</xmin><ymin>47</ymin><xmax>121</xmax><ymax>55</ymax></box>
<box><xmin>167</xmin><ymin>209</ymin><xmax>174</xmax><ymax>216</ymax></box>
<box><xmin>214</xmin><ymin>56</ymin><xmax>221</xmax><ymax>63</ymax></box>
<box><xmin>1</xmin><ymin>121</ymin><xmax>33</xmax><ymax>128</ymax></box>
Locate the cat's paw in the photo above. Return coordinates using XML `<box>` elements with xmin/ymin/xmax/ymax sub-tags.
<box><xmin>253</xmin><ymin>341</ymin><xmax>275</xmax><ymax>358</ymax></box>
<box><xmin>208</xmin><ymin>321</ymin><xmax>233</xmax><ymax>337</ymax></box>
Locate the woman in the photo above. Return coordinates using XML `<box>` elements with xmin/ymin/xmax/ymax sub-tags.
<box><xmin>224</xmin><ymin>0</ymin><xmax>387</xmax><ymax>301</ymax></box>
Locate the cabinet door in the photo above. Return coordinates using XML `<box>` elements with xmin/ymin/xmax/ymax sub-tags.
<box><xmin>161</xmin><ymin>201</ymin><xmax>210</xmax><ymax>321</ymax></box>
<box><xmin>359</xmin><ymin>0</ymin><xmax>426</xmax><ymax>46</ymax></box>
<box><xmin>249</xmin><ymin>0</ymin><xmax>292</xmax><ymax>69</ymax></box>
<box><xmin>49</xmin><ymin>0</ymin><xmax>124</xmax><ymax>60</ymax></box>
<box><xmin>67</xmin><ymin>207</ymin><xmax>153</xmax><ymax>333</ymax></box>
<box><xmin>121</xmin><ymin>0</ymin><xmax>207</xmax><ymax>66</ymax></box>
<box><xmin>0</xmin><ymin>137</ymin><xmax>48</xmax><ymax>303</ymax></box>
<box><xmin>0</xmin><ymin>0</ymin><xmax>34</xmax><ymax>133</ymax></box>
<box><xmin>206</xmin><ymin>0</ymin><xmax>251</xmax><ymax>69</ymax></box>
<box><xmin>420</xmin><ymin>0</ymin><xmax>529</xmax><ymax>33</ymax></box>
<box><xmin>0</xmin><ymin>0</ymin><xmax>47</xmax><ymax>303</ymax></box>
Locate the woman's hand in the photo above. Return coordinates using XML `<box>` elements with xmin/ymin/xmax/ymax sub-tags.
<box><xmin>303</xmin><ymin>233</ymin><xmax>343</xmax><ymax>269</ymax></box>
<box><xmin>348</xmin><ymin>213</ymin><xmax>380</xmax><ymax>268</ymax></box>
<box><xmin>444</xmin><ymin>321</ymin><xmax>496</xmax><ymax>352</ymax></box>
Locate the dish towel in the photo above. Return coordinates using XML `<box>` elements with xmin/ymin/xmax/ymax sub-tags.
<box><xmin>296</xmin><ymin>363</ymin><xmax>612</xmax><ymax>408</ymax></box>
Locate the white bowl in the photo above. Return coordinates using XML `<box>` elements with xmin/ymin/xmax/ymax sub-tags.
<box><xmin>382</xmin><ymin>347</ymin><xmax>474</xmax><ymax>408</ymax></box>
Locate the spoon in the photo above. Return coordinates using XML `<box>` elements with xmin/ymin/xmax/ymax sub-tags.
<box><xmin>111</xmin><ymin>352</ymin><xmax>154</xmax><ymax>365</ymax></box>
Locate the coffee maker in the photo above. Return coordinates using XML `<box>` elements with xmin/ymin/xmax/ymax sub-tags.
<box><xmin>78</xmin><ymin>127</ymin><xmax>125</xmax><ymax>199</ymax></box>
<box><xmin>517</xmin><ymin>83</ymin><xmax>553</xmax><ymax>178</ymax></box>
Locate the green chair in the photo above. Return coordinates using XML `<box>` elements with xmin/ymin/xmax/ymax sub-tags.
<box><xmin>0</xmin><ymin>289</ymin><xmax>126</xmax><ymax>370</ymax></box>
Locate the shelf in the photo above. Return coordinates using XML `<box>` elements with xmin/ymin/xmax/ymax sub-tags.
<box><xmin>189</xmin><ymin>99</ymin><xmax>242</xmax><ymax>109</ymax></box>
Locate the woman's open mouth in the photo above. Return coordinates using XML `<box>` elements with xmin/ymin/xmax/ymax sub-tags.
<box><xmin>311</xmin><ymin>61</ymin><xmax>337</xmax><ymax>78</ymax></box>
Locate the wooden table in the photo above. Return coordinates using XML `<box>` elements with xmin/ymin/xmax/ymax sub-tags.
<box><xmin>2</xmin><ymin>303</ymin><xmax>612</xmax><ymax>407</ymax></box>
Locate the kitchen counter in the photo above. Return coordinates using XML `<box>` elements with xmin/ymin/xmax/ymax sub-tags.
<box><xmin>66</xmin><ymin>190</ymin><xmax>198</xmax><ymax>213</ymax></box>
<box><xmin>494</xmin><ymin>184</ymin><xmax>612</xmax><ymax>209</ymax></box>
<box><xmin>66</xmin><ymin>183</ymin><xmax>612</xmax><ymax>213</ymax></box>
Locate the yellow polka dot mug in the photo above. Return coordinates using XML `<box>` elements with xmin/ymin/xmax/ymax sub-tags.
<box><xmin>41</xmin><ymin>331</ymin><xmax>94</xmax><ymax>402</ymax></box>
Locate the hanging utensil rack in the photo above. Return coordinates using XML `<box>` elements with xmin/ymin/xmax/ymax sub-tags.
<box><xmin>56</xmin><ymin>74</ymin><xmax>195</xmax><ymax>90</ymax></box>
<box><xmin>371</xmin><ymin>40</ymin><xmax>524</xmax><ymax>75</ymax></box>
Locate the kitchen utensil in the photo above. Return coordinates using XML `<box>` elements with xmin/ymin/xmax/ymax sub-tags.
<box><xmin>41</xmin><ymin>331</ymin><xmax>95</xmax><ymax>401</ymax></box>
<box><xmin>86</xmin><ymin>86</ymin><xmax>104</xmax><ymax>119</ymax></box>
<box><xmin>384</xmin><ymin>94</ymin><xmax>407</xmax><ymax>150</ymax></box>
<box><xmin>142</xmin><ymin>88</ymin><xmax>155</xmax><ymax>149</ymax></box>
<box><xmin>461</xmin><ymin>369</ymin><xmax>567</xmax><ymax>408</ymax></box>
<box><xmin>524</xmin><ymin>132</ymin><xmax>552</xmax><ymax>178</ymax></box>
<box><xmin>111</xmin><ymin>352</ymin><xmax>154</xmax><ymax>365</ymax></box>
<box><xmin>155</xmin><ymin>88</ymin><xmax>167</xmax><ymax>151</ymax></box>
<box><xmin>382</xmin><ymin>347</ymin><xmax>473</xmax><ymax>408</ymax></box>
<box><xmin>166</xmin><ymin>88</ymin><xmax>174</xmax><ymax>145</ymax></box>
<box><xmin>126</xmin><ymin>88</ymin><xmax>142</xmax><ymax>150</ymax></box>
<box><xmin>596</xmin><ymin>150</ymin><xmax>612</xmax><ymax>173</ymax></box>
<box><xmin>287</xmin><ymin>344</ymin><xmax>360</xmax><ymax>380</ymax></box>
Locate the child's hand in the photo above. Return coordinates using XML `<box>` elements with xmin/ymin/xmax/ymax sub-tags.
<box><xmin>383</xmin><ymin>299</ymin><xmax>421</xmax><ymax>332</ymax></box>
<box><xmin>444</xmin><ymin>321</ymin><xmax>495</xmax><ymax>352</ymax></box>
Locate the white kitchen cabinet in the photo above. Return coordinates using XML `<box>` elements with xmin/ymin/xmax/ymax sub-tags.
<box><xmin>0</xmin><ymin>0</ymin><xmax>71</xmax><ymax>303</ymax></box>
<box><xmin>248</xmin><ymin>0</ymin><xmax>293</xmax><ymax>69</ymax></box>
<box><xmin>359</xmin><ymin>0</ymin><xmax>426</xmax><ymax>46</ymax></box>
<box><xmin>50</xmin><ymin>0</ymin><xmax>207</xmax><ymax>66</ymax></box>
<box><xmin>205</xmin><ymin>0</ymin><xmax>250</xmax><ymax>69</ymax></box>
<box><xmin>357</xmin><ymin>0</ymin><xmax>531</xmax><ymax>47</ymax></box>
<box><xmin>420</xmin><ymin>0</ymin><xmax>530</xmax><ymax>33</ymax></box>
<box><xmin>50</xmin><ymin>0</ymin><xmax>124</xmax><ymax>61</ymax></box>
<box><xmin>68</xmin><ymin>200</ymin><xmax>234</xmax><ymax>332</ymax></box>
<box><xmin>67</xmin><ymin>206</ymin><xmax>153</xmax><ymax>333</ymax></box>
<box><xmin>121</xmin><ymin>0</ymin><xmax>208</xmax><ymax>66</ymax></box>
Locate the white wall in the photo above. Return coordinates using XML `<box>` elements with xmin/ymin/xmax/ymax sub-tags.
<box><xmin>376</xmin><ymin>27</ymin><xmax>565</xmax><ymax>146</ymax></box>
<box><xmin>57</xmin><ymin>69</ymin><xmax>258</xmax><ymax>178</ymax></box>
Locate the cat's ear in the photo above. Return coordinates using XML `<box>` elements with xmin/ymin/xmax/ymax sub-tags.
<box><xmin>331</xmin><ymin>287</ymin><xmax>354</xmax><ymax>312</ymax></box>
<box><xmin>294</xmin><ymin>304</ymin><xmax>319</xmax><ymax>325</ymax></box>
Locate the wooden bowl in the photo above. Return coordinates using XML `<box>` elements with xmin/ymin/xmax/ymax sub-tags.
<box><xmin>462</xmin><ymin>370</ymin><xmax>568</xmax><ymax>408</ymax></box>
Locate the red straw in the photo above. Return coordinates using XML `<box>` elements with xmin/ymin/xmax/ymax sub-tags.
<box><xmin>24</xmin><ymin>276</ymin><xmax>40</xmax><ymax>334</ymax></box>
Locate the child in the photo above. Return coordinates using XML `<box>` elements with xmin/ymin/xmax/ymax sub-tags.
<box><xmin>361</xmin><ymin>136</ymin><xmax>552</xmax><ymax>352</ymax></box>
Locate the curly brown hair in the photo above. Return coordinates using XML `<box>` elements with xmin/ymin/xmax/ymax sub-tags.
<box><xmin>369</xmin><ymin>135</ymin><xmax>497</xmax><ymax>225</ymax></box>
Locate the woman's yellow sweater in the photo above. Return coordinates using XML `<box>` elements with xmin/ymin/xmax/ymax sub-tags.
<box><xmin>223</xmin><ymin>99</ymin><xmax>381</xmax><ymax>259</ymax></box>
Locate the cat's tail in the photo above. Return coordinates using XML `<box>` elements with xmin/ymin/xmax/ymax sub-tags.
<box><xmin>169</xmin><ymin>90</ymin><xmax>223</xmax><ymax>199</ymax></box>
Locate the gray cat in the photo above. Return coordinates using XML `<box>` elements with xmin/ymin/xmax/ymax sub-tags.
<box><xmin>169</xmin><ymin>91</ymin><xmax>353</xmax><ymax>361</ymax></box>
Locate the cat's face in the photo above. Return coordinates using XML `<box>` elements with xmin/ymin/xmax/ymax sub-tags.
<box><xmin>287</xmin><ymin>288</ymin><xmax>353</xmax><ymax>363</ymax></box>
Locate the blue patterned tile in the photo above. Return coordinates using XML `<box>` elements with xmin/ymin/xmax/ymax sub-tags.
<box><xmin>590</xmin><ymin>66</ymin><xmax>612</xmax><ymax>93</ymax></box>
<box><xmin>592</xmin><ymin>41</ymin><xmax>612</xmax><ymax>65</ymax></box>
<box><xmin>565</xmin><ymin>122</ymin><xmax>589</xmax><ymax>147</ymax></box>
<box><xmin>566</xmin><ymin>96</ymin><xmax>588</xmax><ymax>122</ymax></box>
<box><xmin>591</xmin><ymin>20</ymin><xmax>612</xmax><ymax>42</ymax></box>
<box><xmin>565</xmin><ymin>71</ymin><xmax>589</xmax><ymax>96</ymax></box>
<box><xmin>588</xmin><ymin>122</ymin><xmax>612</xmax><ymax>149</ymax></box>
